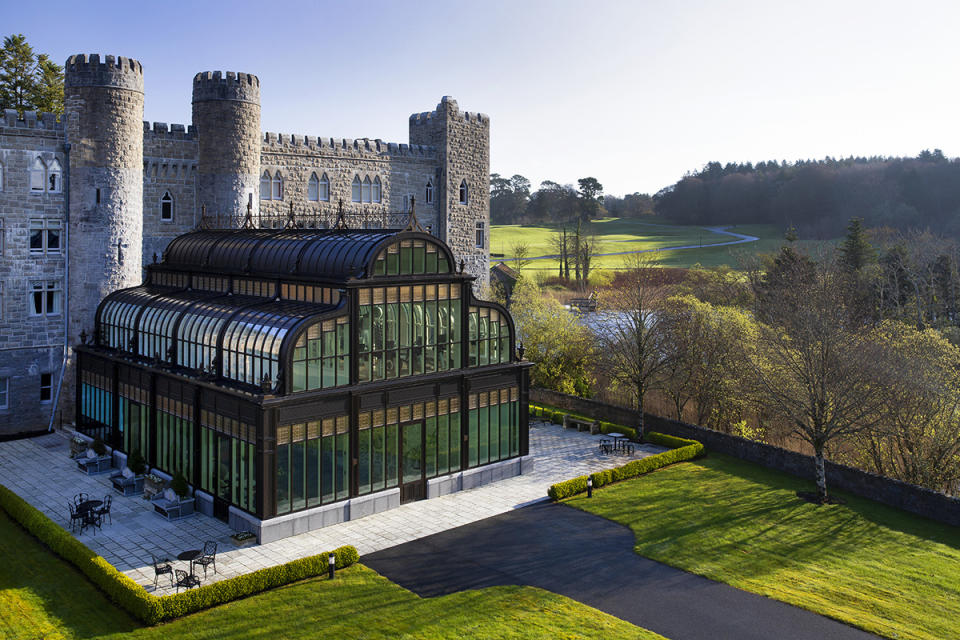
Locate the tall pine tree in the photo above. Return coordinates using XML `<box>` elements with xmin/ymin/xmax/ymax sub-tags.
<box><xmin>0</xmin><ymin>34</ymin><xmax>64</xmax><ymax>117</ymax></box>
<box><xmin>838</xmin><ymin>217</ymin><xmax>876</xmax><ymax>273</ymax></box>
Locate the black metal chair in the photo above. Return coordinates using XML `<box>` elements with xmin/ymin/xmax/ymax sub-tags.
<box><xmin>67</xmin><ymin>502</ymin><xmax>84</xmax><ymax>533</ymax></box>
<box><xmin>151</xmin><ymin>553</ymin><xmax>174</xmax><ymax>589</ymax></box>
<box><xmin>96</xmin><ymin>495</ymin><xmax>112</xmax><ymax>526</ymax></box>
<box><xmin>81</xmin><ymin>507</ymin><xmax>101</xmax><ymax>535</ymax></box>
<box><xmin>193</xmin><ymin>541</ymin><xmax>218</xmax><ymax>578</ymax></box>
<box><xmin>175</xmin><ymin>568</ymin><xmax>200</xmax><ymax>593</ymax></box>
<box><xmin>73</xmin><ymin>492</ymin><xmax>89</xmax><ymax>506</ymax></box>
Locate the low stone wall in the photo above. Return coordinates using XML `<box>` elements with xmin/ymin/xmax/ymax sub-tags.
<box><xmin>531</xmin><ymin>388</ymin><xmax>960</xmax><ymax>527</ymax></box>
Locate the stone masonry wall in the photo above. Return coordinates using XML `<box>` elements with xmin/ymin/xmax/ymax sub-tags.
<box><xmin>192</xmin><ymin>72</ymin><xmax>261</xmax><ymax>227</ymax></box>
<box><xmin>142</xmin><ymin>123</ymin><xmax>198</xmax><ymax>263</ymax></box>
<box><xmin>410</xmin><ymin>97</ymin><xmax>490</xmax><ymax>289</ymax></box>
<box><xmin>531</xmin><ymin>388</ymin><xmax>960</xmax><ymax>528</ymax></box>
<box><xmin>0</xmin><ymin>113</ymin><xmax>66</xmax><ymax>434</ymax></box>
<box><xmin>259</xmin><ymin>134</ymin><xmax>439</xmax><ymax>231</ymax></box>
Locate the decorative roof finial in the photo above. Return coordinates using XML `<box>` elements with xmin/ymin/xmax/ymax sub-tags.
<box><xmin>79</xmin><ymin>329</ymin><xmax>88</xmax><ymax>345</ymax></box>
<box><xmin>333</xmin><ymin>198</ymin><xmax>349</xmax><ymax>230</ymax></box>
<box><xmin>198</xmin><ymin>203</ymin><xmax>212</xmax><ymax>230</ymax></box>
<box><xmin>284</xmin><ymin>201</ymin><xmax>298</xmax><ymax>229</ymax></box>
<box><xmin>241</xmin><ymin>195</ymin><xmax>256</xmax><ymax>229</ymax></box>
<box><xmin>402</xmin><ymin>196</ymin><xmax>427</xmax><ymax>233</ymax></box>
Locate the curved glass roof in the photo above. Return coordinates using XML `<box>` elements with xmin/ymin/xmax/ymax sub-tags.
<box><xmin>96</xmin><ymin>286</ymin><xmax>339</xmax><ymax>389</ymax></box>
<box><xmin>161</xmin><ymin>229</ymin><xmax>454</xmax><ymax>281</ymax></box>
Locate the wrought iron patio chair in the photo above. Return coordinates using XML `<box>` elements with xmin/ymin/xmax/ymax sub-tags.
<box><xmin>73</xmin><ymin>492</ymin><xmax>89</xmax><ymax>506</ymax></box>
<box><xmin>67</xmin><ymin>502</ymin><xmax>84</xmax><ymax>533</ymax></box>
<box><xmin>96</xmin><ymin>495</ymin><xmax>113</xmax><ymax>526</ymax></box>
<box><xmin>175</xmin><ymin>568</ymin><xmax>200</xmax><ymax>593</ymax></box>
<box><xmin>151</xmin><ymin>553</ymin><xmax>174</xmax><ymax>589</ymax></box>
<box><xmin>81</xmin><ymin>507</ymin><xmax>101</xmax><ymax>535</ymax></box>
<box><xmin>193</xmin><ymin>540</ymin><xmax>218</xmax><ymax>578</ymax></box>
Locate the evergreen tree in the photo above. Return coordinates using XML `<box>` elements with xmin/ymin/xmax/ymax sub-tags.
<box><xmin>0</xmin><ymin>34</ymin><xmax>64</xmax><ymax>117</ymax></box>
<box><xmin>838</xmin><ymin>217</ymin><xmax>876</xmax><ymax>273</ymax></box>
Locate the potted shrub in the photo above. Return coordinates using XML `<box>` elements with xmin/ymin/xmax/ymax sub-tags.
<box><xmin>91</xmin><ymin>437</ymin><xmax>107</xmax><ymax>457</ymax></box>
<box><xmin>171</xmin><ymin>471</ymin><xmax>190</xmax><ymax>499</ymax></box>
<box><xmin>78</xmin><ymin>437</ymin><xmax>111</xmax><ymax>474</ymax></box>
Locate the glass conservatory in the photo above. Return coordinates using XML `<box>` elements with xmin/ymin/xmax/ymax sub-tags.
<box><xmin>75</xmin><ymin>227</ymin><xmax>530</xmax><ymax>541</ymax></box>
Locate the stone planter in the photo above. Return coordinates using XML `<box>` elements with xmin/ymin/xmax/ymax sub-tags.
<box><xmin>230</xmin><ymin>532</ymin><xmax>257</xmax><ymax>548</ymax></box>
<box><xmin>110</xmin><ymin>472</ymin><xmax>145</xmax><ymax>496</ymax></box>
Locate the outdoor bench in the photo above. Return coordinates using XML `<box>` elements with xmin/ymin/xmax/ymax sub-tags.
<box><xmin>563</xmin><ymin>415</ymin><xmax>600</xmax><ymax>434</ymax></box>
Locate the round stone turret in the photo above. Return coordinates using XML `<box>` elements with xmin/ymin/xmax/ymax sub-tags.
<box><xmin>192</xmin><ymin>71</ymin><xmax>261</xmax><ymax>226</ymax></box>
<box><xmin>64</xmin><ymin>53</ymin><xmax>145</xmax><ymax>423</ymax></box>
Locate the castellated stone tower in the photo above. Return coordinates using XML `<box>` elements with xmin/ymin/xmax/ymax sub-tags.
<box><xmin>192</xmin><ymin>71</ymin><xmax>261</xmax><ymax>226</ymax></box>
<box><xmin>409</xmin><ymin>97</ymin><xmax>490</xmax><ymax>288</ymax></box>
<box><xmin>64</xmin><ymin>53</ymin><xmax>144</xmax><ymax>355</ymax></box>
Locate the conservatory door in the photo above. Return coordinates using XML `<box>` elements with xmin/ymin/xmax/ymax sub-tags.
<box><xmin>400</xmin><ymin>421</ymin><xmax>426</xmax><ymax>503</ymax></box>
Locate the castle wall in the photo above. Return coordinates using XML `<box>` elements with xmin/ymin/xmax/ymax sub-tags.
<box><xmin>0</xmin><ymin>111</ymin><xmax>67</xmax><ymax>433</ymax></box>
<box><xmin>142</xmin><ymin>122</ymin><xmax>198</xmax><ymax>262</ymax></box>
<box><xmin>410</xmin><ymin>98</ymin><xmax>490</xmax><ymax>288</ymax></box>
<box><xmin>259</xmin><ymin>134</ymin><xmax>439</xmax><ymax>230</ymax></box>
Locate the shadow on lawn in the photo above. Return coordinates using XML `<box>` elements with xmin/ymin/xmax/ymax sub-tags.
<box><xmin>0</xmin><ymin>510</ymin><xmax>138</xmax><ymax>639</ymax></box>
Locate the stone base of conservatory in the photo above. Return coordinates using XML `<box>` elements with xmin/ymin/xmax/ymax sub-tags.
<box><xmin>229</xmin><ymin>455</ymin><xmax>535</xmax><ymax>545</ymax></box>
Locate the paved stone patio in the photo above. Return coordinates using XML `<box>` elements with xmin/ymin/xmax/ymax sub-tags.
<box><xmin>0</xmin><ymin>421</ymin><xmax>663</xmax><ymax>595</ymax></box>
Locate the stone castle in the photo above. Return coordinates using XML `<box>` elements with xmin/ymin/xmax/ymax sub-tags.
<box><xmin>0</xmin><ymin>53</ymin><xmax>490</xmax><ymax>436</ymax></box>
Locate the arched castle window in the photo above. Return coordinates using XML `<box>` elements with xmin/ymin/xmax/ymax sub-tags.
<box><xmin>47</xmin><ymin>159</ymin><xmax>61</xmax><ymax>192</ymax></box>
<box><xmin>260</xmin><ymin>171</ymin><xmax>271</xmax><ymax>200</ymax></box>
<box><xmin>352</xmin><ymin>175</ymin><xmax>361</xmax><ymax>203</ymax></box>
<box><xmin>475</xmin><ymin>221</ymin><xmax>485</xmax><ymax>248</ymax></box>
<box><xmin>372</xmin><ymin>176</ymin><xmax>381</xmax><ymax>203</ymax></box>
<box><xmin>160</xmin><ymin>191</ymin><xmax>174</xmax><ymax>222</ymax></box>
<box><xmin>30</xmin><ymin>158</ymin><xmax>45</xmax><ymax>192</ymax></box>
<box><xmin>308</xmin><ymin>173</ymin><xmax>319</xmax><ymax>201</ymax></box>
<box><xmin>318</xmin><ymin>173</ymin><xmax>330</xmax><ymax>201</ymax></box>
<box><xmin>425</xmin><ymin>180</ymin><xmax>433</xmax><ymax>204</ymax></box>
<box><xmin>459</xmin><ymin>180</ymin><xmax>469</xmax><ymax>205</ymax></box>
<box><xmin>362</xmin><ymin>176</ymin><xmax>371</xmax><ymax>203</ymax></box>
<box><xmin>272</xmin><ymin>172</ymin><xmax>283</xmax><ymax>200</ymax></box>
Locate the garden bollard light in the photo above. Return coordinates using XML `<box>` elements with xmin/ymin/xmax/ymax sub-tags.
<box><xmin>329</xmin><ymin>553</ymin><xmax>336</xmax><ymax>579</ymax></box>
<box><xmin>587</xmin><ymin>477</ymin><xmax>593</xmax><ymax>498</ymax></box>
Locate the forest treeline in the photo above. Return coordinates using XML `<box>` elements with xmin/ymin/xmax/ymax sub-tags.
<box><xmin>653</xmin><ymin>150</ymin><xmax>960</xmax><ymax>237</ymax></box>
<box><xmin>490</xmin><ymin>174</ymin><xmax>654</xmax><ymax>224</ymax></box>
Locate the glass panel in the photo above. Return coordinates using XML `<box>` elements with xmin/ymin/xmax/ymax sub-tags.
<box><xmin>358</xmin><ymin>427</ymin><xmax>371</xmax><ymax>494</ymax></box>
<box><xmin>437</xmin><ymin>414</ymin><xmax>448</xmax><ymax>475</ymax></box>
<box><xmin>449</xmin><ymin>411</ymin><xmax>461</xmax><ymax>471</ymax></box>
<box><xmin>468</xmin><ymin>408</ymin><xmax>478</xmax><ymax>467</ymax></box>
<box><xmin>336</xmin><ymin>431</ymin><xmax>349</xmax><ymax>500</ymax></box>
<box><xmin>479</xmin><ymin>405</ymin><xmax>489</xmax><ymax>463</ymax></box>
<box><xmin>372</xmin><ymin>425</ymin><xmax>385</xmax><ymax>491</ymax></box>
<box><xmin>276</xmin><ymin>443</ymin><xmax>290</xmax><ymax>514</ymax></box>
<box><xmin>307</xmin><ymin>438</ymin><xmax>320</xmax><ymax>506</ymax></box>
<box><xmin>402</xmin><ymin>422</ymin><xmax>423</xmax><ymax>484</ymax></box>
<box><xmin>425</xmin><ymin>416</ymin><xmax>437</xmax><ymax>478</ymax></box>
<box><xmin>292</xmin><ymin>439</ymin><xmax>305</xmax><ymax>511</ymax></box>
<box><xmin>321</xmin><ymin>436</ymin><xmax>335</xmax><ymax>502</ymax></box>
<box><xmin>501</xmin><ymin>402</ymin><xmax>510</xmax><ymax>459</ymax></box>
<box><xmin>385</xmin><ymin>423</ymin><xmax>398</xmax><ymax>488</ymax></box>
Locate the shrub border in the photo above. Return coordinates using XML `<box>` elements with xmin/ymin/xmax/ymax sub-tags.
<box><xmin>0</xmin><ymin>483</ymin><xmax>358</xmax><ymax>625</ymax></box>
<box><xmin>530</xmin><ymin>403</ymin><xmax>638</xmax><ymax>440</ymax></box>
<box><xmin>546</xmin><ymin>430</ymin><xmax>705</xmax><ymax>501</ymax></box>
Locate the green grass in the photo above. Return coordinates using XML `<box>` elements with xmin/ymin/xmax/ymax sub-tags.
<box><xmin>0</xmin><ymin>510</ymin><xmax>665</xmax><ymax>640</ymax></box>
<box><xmin>490</xmin><ymin>218</ymin><xmax>833</xmax><ymax>271</ymax></box>
<box><xmin>567</xmin><ymin>453</ymin><xmax>960</xmax><ymax>640</ymax></box>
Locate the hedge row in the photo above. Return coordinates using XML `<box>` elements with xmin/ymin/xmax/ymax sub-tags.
<box><xmin>529</xmin><ymin>403</ymin><xmax>638</xmax><ymax>440</ymax></box>
<box><xmin>0</xmin><ymin>482</ymin><xmax>358</xmax><ymax>625</ymax></box>
<box><xmin>547</xmin><ymin>431</ymin><xmax>705</xmax><ymax>501</ymax></box>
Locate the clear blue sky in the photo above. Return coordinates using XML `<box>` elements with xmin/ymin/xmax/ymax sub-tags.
<box><xmin>9</xmin><ymin>0</ymin><xmax>960</xmax><ymax>197</ymax></box>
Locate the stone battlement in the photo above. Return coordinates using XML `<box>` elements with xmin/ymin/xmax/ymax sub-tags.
<box><xmin>2</xmin><ymin>110</ymin><xmax>62</xmax><ymax>131</ymax></box>
<box><xmin>261</xmin><ymin>134</ymin><xmax>434</xmax><ymax>157</ymax></box>
<box><xmin>65</xmin><ymin>54</ymin><xmax>144</xmax><ymax>92</ymax></box>
<box><xmin>192</xmin><ymin>71</ymin><xmax>260</xmax><ymax>104</ymax></box>
<box><xmin>143</xmin><ymin>121</ymin><xmax>195</xmax><ymax>139</ymax></box>
<box><xmin>409</xmin><ymin>96</ymin><xmax>488</xmax><ymax>128</ymax></box>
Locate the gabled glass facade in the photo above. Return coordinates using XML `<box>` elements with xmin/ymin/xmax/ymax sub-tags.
<box><xmin>76</xmin><ymin>228</ymin><xmax>530</xmax><ymax>530</ymax></box>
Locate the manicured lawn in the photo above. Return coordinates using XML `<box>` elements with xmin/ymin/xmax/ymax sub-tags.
<box><xmin>567</xmin><ymin>453</ymin><xmax>960</xmax><ymax>640</ymax></box>
<box><xmin>0</xmin><ymin>510</ymin><xmax>665</xmax><ymax>640</ymax></box>
<box><xmin>490</xmin><ymin>218</ymin><xmax>816</xmax><ymax>271</ymax></box>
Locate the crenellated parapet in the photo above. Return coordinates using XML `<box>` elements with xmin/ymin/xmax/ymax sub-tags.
<box><xmin>409</xmin><ymin>96</ymin><xmax>489</xmax><ymax>129</ymax></box>
<box><xmin>260</xmin><ymin>133</ymin><xmax>434</xmax><ymax>158</ymax></box>
<box><xmin>143</xmin><ymin>121</ymin><xmax>196</xmax><ymax>139</ymax></box>
<box><xmin>2</xmin><ymin>109</ymin><xmax>63</xmax><ymax>131</ymax></box>
<box><xmin>65</xmin><ymin>53</ymin><xmax>143</xmax><ymax>93</ymax></box>
<box><xmin>192</xmin><ymin>71</ymin><xmax>260</xmax><ymax>104</ymax></box>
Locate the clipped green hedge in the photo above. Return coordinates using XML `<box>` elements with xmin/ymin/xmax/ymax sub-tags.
<box><xmin>547</xmin><ymin>431</ymin><xmax>705</xmax><ymax>501</ymax></box>
<box><xmin>530</xmin><ymin>402</ymin><xmax>639</xmax><ymax>440</ymax></box>
<box><xmin>0</xmin><ymin>482</ymin><xmax>358</xmax><ymax>625</ymax></box>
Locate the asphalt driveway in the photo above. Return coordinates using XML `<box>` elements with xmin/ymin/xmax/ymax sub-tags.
<box><xmin>365</xmin><ymin>501</ymin><xmax>880</xmax><ymax>640</ymax></box>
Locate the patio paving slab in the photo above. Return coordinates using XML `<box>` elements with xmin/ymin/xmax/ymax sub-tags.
<box><xmin>0</xmin><ymin>421</ymin><xmax>661</xmax><ymax>595</ymax></box>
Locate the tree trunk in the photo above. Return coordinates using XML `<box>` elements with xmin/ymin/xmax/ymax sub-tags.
<box><xmin>636</xmin><ymin>385</ymin><xmax>645</xmax><ymax>440</ymax></box>
<box><xmin>814</xmin><ymin>448</ymin><xmax>828</xmax><ymax>503</ymax></box>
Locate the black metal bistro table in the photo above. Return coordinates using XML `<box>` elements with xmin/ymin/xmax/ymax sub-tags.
<box><xmin>77</xmin><ymin>499</ymin><xmax>103</xmax><ymax>532</ymax></box>
<box><xmin>606</xmin><ymin>432</ymin><xmax>628</xmax><ymax>451</ymax></box>
<box><xmin>178</xmin><ymin>549</ymin><xmax>202</xmax><ymax>577</ymax></box>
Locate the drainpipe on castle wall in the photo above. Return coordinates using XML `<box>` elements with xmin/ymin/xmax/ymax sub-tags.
<box><xmin>48</xmin><ymin>140</ymin><xmax>70</xmax><ymax>432</ymax></box>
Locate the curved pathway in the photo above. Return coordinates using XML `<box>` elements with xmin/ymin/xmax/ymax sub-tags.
<box><xmin>365</xmin><ymin>501</ymin><xmax>880</xmax><ymax>640</ymax></box>
<box><xmin>502</xmin><ymin>225</ymin><xmax>759</xmax><ymax>263</ymax></box>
